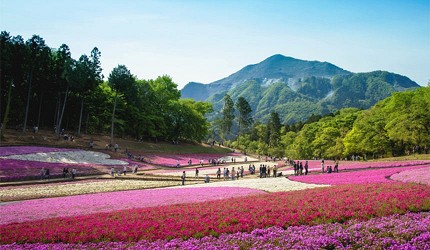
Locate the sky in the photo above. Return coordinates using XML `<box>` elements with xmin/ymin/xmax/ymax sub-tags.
<box><xmin>1</xmin><ymin>0</ymin><xmax>429</xmax><ymax>89</ymax></box>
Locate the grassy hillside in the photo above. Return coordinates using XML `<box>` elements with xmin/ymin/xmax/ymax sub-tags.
<box><xmin>0</xmin><ymin>129</ymin><xmax>232</xmax><ymax>155</ymax></box>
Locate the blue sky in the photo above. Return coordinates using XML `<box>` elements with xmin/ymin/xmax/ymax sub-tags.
<box><xmin>1</xmin><ymin>0</ymin><xmax>429</xmax><ymax>88</ymax></box>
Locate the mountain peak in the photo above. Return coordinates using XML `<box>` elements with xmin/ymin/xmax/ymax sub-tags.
<box><xmin>181</xmin><ymin>55</ymin><xmax>351</xmax><ymax>100</ymax></box>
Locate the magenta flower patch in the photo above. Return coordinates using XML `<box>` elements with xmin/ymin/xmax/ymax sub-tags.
<box><xmin>289</xmin><ymin>165</ymin><xmax>429</xmax><ymax>185</ymax></box>
<box><xmin>0</xmin><ymin>186</ymin><xmax>264</xmax><ymax>225</ymax></box>
<box><xmin>0</xmin><ymin>146</ymin><xmax>75</xmax><ymax>156</ymax></box>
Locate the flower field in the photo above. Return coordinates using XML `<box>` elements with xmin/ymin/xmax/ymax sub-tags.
<box><xmin>0</xmin><ymin>179</ymin><xmax>184</xmax><ymax>202</ymax></box>
<box><xmin>145</xmin><ymin>153</ymin><xmax>255</xmax><ymax>167</ymax></box>
<box><xmin>0</xmin><ymin>146</ymin><xmax>131</xmax><ymax>181</ymax></box>
<box><xmin>1</xmin><ymin>183</ymin><xmax>429</xmax><ymax>244</ymax></box>
<box><xmin>0</xmin><ymin>187</ymin><xmax>265</xmax><ymax>225</ymax></box>
<box><xmin>3</xmin><ymin>212</ymin><xmax>427</xmax><ymax>249</ymax></box>
<box><xmin>1</xmin><ymin>145</ymin><xmax>430</xmax><ymax>249</ymax></box>
<box><xmin>168</xmin><ymin>176</ymin><xmax>327</xmax><ymax>192</ymax></box>
<box><xmin>289</xmin><ymin>164</ymin><xmax>430</xmax><ymax>185</ymax></box>
<box><xmin>391</xmin><ymin>167</ymin><xmax>430</xmax><ymax>185</ymax></box>
<box><xmin>294</xmin><ymin>159</ymin><xmax>430</xmax><ymax>173</ymax></box>
<box><xmin>0</xmin><ymin>146</ymin><xmax>74</xmax><ymax>156</ymax></box>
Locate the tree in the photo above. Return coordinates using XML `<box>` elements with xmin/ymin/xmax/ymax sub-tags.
<box><xmin>23</xmin><ymin>35</ymin><xmax>51</xmax><ymax>133</ymax></box>
<box><xmin>108</xmin><ymin>65</ymin><xmax>135</xmax><ymax>144</ymax></box>
<box><xmin>235</xmin><ymin>97</ymin><xmax>253</xmax><ymax>148</ymax></box>
<box><xmin>53</xmin><ymin>44</ymin><xmax>73</xmax><ymax>138</ymax></box>
<box><xmin>70</xmin><ymin>47</ymin><xmax>103</xmax><ymax>136</ymax></box>
<box><xmin>221</xmin><ymin>94</ymin><xmax>235</xmax><ymax>141</ymax></box>
<box><xmin>267</xmin><ymin>111</ymin><xmax>282</xmax><ymax>147</ymax></box>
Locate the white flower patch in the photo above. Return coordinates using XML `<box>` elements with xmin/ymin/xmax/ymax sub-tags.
<box><xmin>0</xmin><ymin>180</ymin><xmax>180</xmax><ymax>201</ymax></box>
<box><xmin>1</xmin><ymin>150</ymin><xmax>128</xmax><ymax>166</ymax></box>
<box><xmin>167</xmin><ymin>175</ymin><xmax>329</xmax><ymax>193</ymax></box>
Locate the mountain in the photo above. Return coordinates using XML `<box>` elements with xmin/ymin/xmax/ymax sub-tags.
<box><xmin>181</xmin><ymin>55</ymin><xmax>420</xmax><ymax>123</ymax></box>
<box><xmin>181</xmin><ymin>54</ymin><xmax>351</xmax><ymax>101</ymax></box>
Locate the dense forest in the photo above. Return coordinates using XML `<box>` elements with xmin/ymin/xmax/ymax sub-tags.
<box><xmin>0</xmin><ymin>32</ymin><xmax>212</xmax><ymax>142</ymax></box>
<box><xmin>219</xmin><ymin>86</ymin><xmax>430</xmax><ymax>159</ymax></box>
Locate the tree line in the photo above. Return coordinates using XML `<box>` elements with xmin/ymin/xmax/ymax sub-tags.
<box><xmin>0</xmin><ymin>32</ymin><xmax>211</xmax><ymax>142</ymax></box>
<box><xmin>217</xmin><ymin>86</ymin><xmax>430</xmax><ymax>159</ymax></box>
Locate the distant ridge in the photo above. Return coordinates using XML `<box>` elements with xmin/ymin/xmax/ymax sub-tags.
<box><xmin>181</xmin><ymin>54</ymin><xmax>420</xmax><ymax>123</ymax></box>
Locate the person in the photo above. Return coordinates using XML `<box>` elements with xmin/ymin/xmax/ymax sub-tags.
<box><xmin>305</xmin><ymin>161</ymin><xmax>309</xmax><ymax>175</ymax></box>
<box><xmin>200</xmin><ymin>159</ymin><xmax>204</xmax><ymax>167</ymax></box>
<box><xmin>62</xmin><ymin>167</ymin><xmax>69</xmax><ymax>178</ymax></box>
<box><xmin>267</xmin><ymin>165</ymin><xmax>271</xmax><ymax>177</ymax></box>
<box><xmin>204</xmin><ymin>174</ymin><xmax>210</xmax><ymax>183</ymax></box>
<box><xmin>294</xmin><ymin>162</ymin><xmax>298</xmax><ymax>176</ymax></box>
<box><xmin>181</xmin><ymin>171</ymin><xmax>186</xmax><ymax>185</ymax></box>
<box><xmin>111</xmin><ymin>167</ymin><xmax>115</xmax><ymax>177</ymax></box>
<box><xmin>327</xmin><ymin>165</ymin><xmax>332</xmax><ymax>173</ymax></box>
<box><xmin>89</xmin><ymin>140</ymin><xmax>94</xmax><ymax>148</ymax></box>
<box><xmin>231</xmin><ymin>167</ymin><xmax>236</xmax><ymax>180</ymax></box>
<box><xmin>226</xmin><ymin>168</ymin><xmax>230</xmax><ymax>180</ymax></box>
<box><xmin>321</xmin><ymin>161</ymin><xmax>325</xmax><ymax>173</ymax></box>
<box><xmin>216</xmin><ymin>168</ymin><xmax>221</xmax><ymax>179</ymax></box>
<box><xmin>259</xmin><ymin>165</ymin><xmax>263</xmax><ymax>178</ymax></box>
<box><xmin>240</xmin><ymin>166</ymin><xmax>244</xmax><ymax>178</ymax></box>
<box><xmin>45</xmin><ymin>168</ymin><xmax>50</xmax><ymax>179</ymax></box>
<box><xmin>299</xmin><ymin>162</ymin><xmax>303</xmax><ymax>175</ymax></box>
<box><xmin>334</xmin><ymin>160</ymin><xmax>339</xmax><ymax>173</ymax></box>
<box><xmin>273</xmin><ymin>165</ymin><xmax>277</xmax><ymax>178</ymax></box>
<box><xmin>114</xmin><ymin>143</ymin><xmax>119</xmax><ymax>152</ymax></box>
<box><xmin>176</xmin><ymin>160</ymin><xmax>180</xmax><ymax>168</ymax></box>
<box><xmin>262</xmin><ymin>165</ymin><xmax>267</xmax><ymax>178</ymax></box>
<box><xmin>71</xmin><ymin>168</ymin><xmax>77</xmax><ymax>179</ymax></box>
<box><xmin>133</xmin><ymin>165</ymin><xmax>138</xmax><ymax>174</ymax></box>
<box><xmin>40</xmin><ymin>167</ymin><xmax>45</xmax><ymax>180</ymax></box>
<box><xmin>195</xmin><ymin>168</ymin><xmax>199</xmax><ymax>179</ymax></box>
<box><xmin>123</xmin><ymin>165</ymin><xmax>127</xmax><ymax>175</ymax></box>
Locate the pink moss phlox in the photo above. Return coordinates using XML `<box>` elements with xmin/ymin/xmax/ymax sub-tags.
<box><xmin>0</xmin><ymin>187</ymin><xmax>264</xmax><ymax>225</ymax></box>
<box><xmin>145</xmin><ymin>153</ymin><xmax>242</xmax><ymax>167</ymax></box>
<box><xmin>290</xmin><ymin>165</ymin><xmax>429</xmax><ymax>185</ymax></box>
<box><xmin>0</xmin><ymin>159</ymin><xmax>120</xmax><ymax>181</ymax></box>
<box><xmin>2</xmin><ymin>212</ymin><xmax>428</xmax><ymax>249</ymax></box>
<box><xmin>391</xmin><ymin>167</ymin><xmax>430</xmax><ymax>185</ymax></box>
<box><xmin>0</xmin><ymin>146</ymin><xmax>76</xmax><ymax>157</ymax></box>
<box><xmin>1</xmin><ymin>183</ymin><xmax>429</xmax><ymax>244</ymax></box>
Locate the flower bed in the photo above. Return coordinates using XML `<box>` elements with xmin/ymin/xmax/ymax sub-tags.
<box><xmin>1</xmin><ymin>150</ymin><xmax>127</xmax><ymax>165</ymax></box>
<box><xmin>145</xmin><ymin>153</ymin><xmax>255</xmax><ymax>167</ymax></box>
<box><xmin>391</xmin><ymin>167</ymin><xmax>430</xmax><ymax>185</ymax></box>
<box><xmin>289</xmin><ymin>165</ymin><xmax>429</xmax><ymax>185</ymax></box>
<box><xmin>118</xmin><ymin>158</ymin><xmax>157</xmax><ymax>171</ymax></box>
<box><xmin>0</xmin><ymin>179</ymin><xmax>184</xmax><ymax>202</ymax></box>
<box><xmin>3</xmin><ymin>212</ymin><xmax>428</xmax><ymax>249</ymax></box>
<box><xmin>0</xmin><ymin>146</ymin><xmax>74</xmax><ymax>157</ymax></box>
<box><xmin>1</xmin><ymin>183</ymin><xmax>429</xmax><ymax>243</ymax></box>
<box><xmin>0</xmin><ymin>147</ymin><xmax>131</xmax><ymax>181</ymax></box>
<box><xmin>0</xmin><ymin>187</ymin><xmax>265</xmax><ymax>225</ymax></box>
<box><xmin>168</xmin><ymin>176</ymin><xmax>325</xmax><ymax>192</ymax></box>
<box><xmin>0</xmin><ymin>159</ymin><xmax>110</xmax><ymax>181</ymax></box>
<box><xmin>290</xmin><ymin>160</ymin><xmax>430</xmax><ymax>173</ymax></box>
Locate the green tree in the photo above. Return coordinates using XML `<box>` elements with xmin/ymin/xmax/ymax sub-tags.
<box><xmin>23</xmin><ymin>35</ymin><xmax>51</xmax><ymax>133</ymax></box>
<box><xmin>221</xmin><ymin>94</ymin><xmax>235</xmax><ymax>140</ymax></box>
<box><xmin>235</xmin><ymin>97</ymin><xmax>253</xmax><ymax>149</ymax></box>
<box><xmin>267</xmin><ymin>111</ymin><xmax>282</xmax><ymax>147</ymax></box>
<box><xmin>108</xmin><ymin>65</ymin><xmax>135</xmax><ymax>144</ymax></box>
<box><xmin>52</xmin><ymin>44</ymin><xmax>73</xmax><ymax>137</ymax></box>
